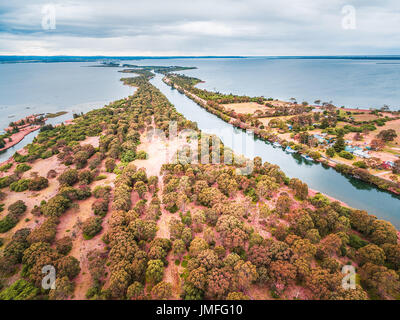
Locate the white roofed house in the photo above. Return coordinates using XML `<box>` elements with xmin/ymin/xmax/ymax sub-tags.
<box><xmin>353</xmin><ymin>149</ymin><xmax>371</xmax><ymax>159</ymax></box>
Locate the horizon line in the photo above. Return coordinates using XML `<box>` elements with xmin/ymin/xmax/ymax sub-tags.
<box><xmin>1</xmin><ymin>54</ymin><xmax>400</xmax><ymax>59</ymax></box>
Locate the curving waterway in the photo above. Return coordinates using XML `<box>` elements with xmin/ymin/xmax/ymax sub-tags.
<box><xmin>150</xmin><ymin>73</ymin><xmax>400</xmax><ymax>228</ymax></box>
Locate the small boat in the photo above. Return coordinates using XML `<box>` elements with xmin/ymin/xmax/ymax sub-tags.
<box><xmin>285</xmin><ymin>146</ymin><xmax>296</xmax><ymax>154</ymax></box>
<box><xmin>301</xmin><ymin>154</ymin><xmax>314</xmax><ymax>161</ymax></box>
<box><xmin>272</xmin><ymin>142</ymin><xmax>281</xmax><ymax>148</ymax></box>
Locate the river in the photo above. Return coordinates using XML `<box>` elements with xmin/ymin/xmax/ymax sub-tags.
<box><xmin>150</xmin><ymin>73</ymin><xmax>400</xmax><ymax>228</ymax></box>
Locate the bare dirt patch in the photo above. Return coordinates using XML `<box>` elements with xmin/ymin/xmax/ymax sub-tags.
<box><xmin>223</xmin><ymin>102</ymin><xmax>266</xmax><ymax>115</ymax></box>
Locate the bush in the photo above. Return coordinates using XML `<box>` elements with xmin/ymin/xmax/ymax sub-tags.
<box><xmin>47</xmin><ymin>169</ymin><xmax>57</xmax><ymax>179</ymax></box>
<box><xmin>121</xmin><ymin>150</ymin><xmax>136</xmax><ymax>163</ymax></box>
<box><xmin>92</xmin><ymin>185</ymin><xmax>111</xmax><ymax>200</ymax></box>
<box><xmin>348</xmin><ymin>234</ymin><xmax>368</xmax><ymax>249</ymax></box>
<box><xmin>0</xmin><ymin>200</ymin><xmax>26</xmax><ymax>233</ymax></box>
<box><xmin>8</xmin><ymin>200</ymin><xmax>27</xmax><ymax>217</ymax></box>
<box><xmin>136</xmin><ymin>151</ymin><xmax>148</xmax><ymax>160</ymax></box>
<box><xmin>82</xmin><ymin>217</ymin><xmax>103</xmax><ymax>239</ymax></box>
<box><xmin>59</xmin><ymin>186</ymin><xmax>91</xmax><ymax>201</ymax></box>
<box><xmin>10</xmin><ymin>179</ymin><xmax>29</xmax><ymax>192</ymax></box>
<box><xmin>14</xmin><ymin>164</ymin><xmax>31</xmax><ymax>173</ymax></box>
<box><xmin>0</xmin><ymin>163</ymin><xmax>12</xmax><ymax>172</ymax></box>
<box><xmin>0</xmin><ymin>216</ymin><xmax>19</xmax><ymax>233</ymax></box>
<box><xmin>74</xmin><ymin>151</ymin><xmax>89</xmax><ymax>169</ymax></box>
<box><xmin>78</xmin><ymin>170</ymin><xmax>94</xmax><ymax>185</ymax></box>
<box><xmin>41</xmin><ymin>195</ymin><xmax>71</xmax><ymax>217</ymax></box>
<box><xmin>339</xmin><ymin>150</ymin><xmax>354</xmax><ymax>160</ymax></box>
<box><xmin>56</xmin><ymin>236</ymin><xmax>73</xmax><ymax>255</ymax></box>
<box><xmin>13</xmin><ymin>152</ymin><xmax>28</xmax><ymax>163</ymax></box>
<box><xmin>28</xmin><ymin>176</ymin><xmax>49</xmax><ymax>191</ymax></box>
<box><xmin>58</xmin><ymin>169</ymin><xmax>78</xmax><ymax>186</ymax></box>
<box><xmin>92</xmin><ymin>198</ymin><xmax>109</xmax><ymax>217</ymax></box>
<box><xmin>105</xmin><ymin>158</ymin><xmax>116</xmax><ymax>173</ymax></box>
<box><xmin>0</xmin><ymin>279</ymin><xmax>39</xmax><ymax>300</ymax></box>
<box><xmin>88</xmin><ymin>155</ymin><xmax>101</xmax><ymax>170</ymax></box>
<box><xmin>326</xmin><ymin>147</ymin><xmax>335</xmax><ymax>157</ymax></box>
<box><xmin>26</xmin><ymin>217</ymin><xmax>58</xmax><ymax>244</ymax></box>
<box><xmin>308</xmin><ymin>151</ymin><xmax>321</xmax><ymax>160</ymax></box>
<box><xmin>0</xmin><ymin>175</ymin><xmax>19</xmax><ymax>189</ymax></box>
<box><xmin>353</xmin><ymin>161</ymin><xmax>367</xmax><ymax>169</ymax></box>
<box><xmin>55</xmin><ymin>256</ymin><xmax>81</xmax><ymax>280</ymax></box>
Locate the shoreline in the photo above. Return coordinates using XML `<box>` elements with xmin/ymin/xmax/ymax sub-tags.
<box><xmin>308</xmin><ymin>187</ymin><xmax>349</xmax><ymax>207</ymax></box>
<box><xmin>0</xmin><ymin>125</ymin><xmax>41</xmax><ymax>153</ymax></box>
<box><xmin>0</xmin><ymin>118</ymin><xmax>75</xmax><ymax>167</ymax></box>
<box><xmin>164</xmin><ymin>75</ymin><xmax>400</xmax><ymax>196</ymax></box>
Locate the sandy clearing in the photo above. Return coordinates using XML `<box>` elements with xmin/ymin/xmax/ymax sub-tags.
<box><xmin>134</xmin><ymin>133</ymin><xmax>192</xmax><ymax>178</ymax></box>
<box><xmin>0</xmin><ymin>155</ymin><xmax>65</xmax><ymax>244</ymax></box>
<box><xmin>259</xmin><ymin>115</ymin><xmax>292</xmax><ymax>127</ymax></box>
<box><xmin>81</xmin><ymin>136</ymin><xmax>100</xmax><ymax>148</ymax></box>
<box><xmin>223</xmin><ymin>102</ymin><xmax>266</xmax><ymax>115</ymax></box>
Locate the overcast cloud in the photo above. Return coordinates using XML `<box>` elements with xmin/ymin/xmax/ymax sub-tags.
<box><xmin>0</xmin><ymin>0</ymin><xmax>399</xmax><ymax>56</ymax></box>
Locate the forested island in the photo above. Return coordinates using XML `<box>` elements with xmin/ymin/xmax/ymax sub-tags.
<box><xmin>0</xmin><ymin>66</ymin><xmax>398</xmax><ymax>301</ymax></box>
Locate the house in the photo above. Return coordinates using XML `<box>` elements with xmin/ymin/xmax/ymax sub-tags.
<box><xmin>353</xmin><ymin>149</ymin><xmax>371</xmax><ymax>159</ymax></box>
<box><xmin>345</xmin><ymin>145</ymin><xmax>362</xmax><ymax>153</ymax></box>
<box><xmin>313</xmin><ymin>134</ymin><xmax>326</xmax><ymax>144</ymax></box>
<box><xmin>312</xmin><ymin>108</ymin><xmax>324</xmax><ymax>113</ymax></box>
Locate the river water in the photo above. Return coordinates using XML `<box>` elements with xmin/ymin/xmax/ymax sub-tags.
<box><xmin>150</xmin><ymin>73</ymin><xmax>400</xmax><ymax>228</ymax></box>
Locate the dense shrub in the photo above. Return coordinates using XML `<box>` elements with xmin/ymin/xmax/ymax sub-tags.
<box><xmin>56</xmin><ymin>236</ymin><xmax>73</xmax><ymax>255</ymax></box>
<box><xmin>14</xmin><ymin>163</ymin><xmax>31</xmax><ymax>173</ymax></box>
<box><xmin>8</xmin><ymin>200</ymin><xmax>27</xmax><ymax>217</ymax></box>
<box><xmin>0</xmin><ymin>163</ymin><xmax>12</xmax><ymax>172</ymax></box>
<box><xmin>41</xmin><ymin>195</ymin><xmax>71</xmax><ymax>217</ymax></box>
<box><xmin>353</xmin><ymin>161</ymin><xmax>367</xmax><ymax>169</ymax></box>
<box><xmin>92</xmin><ymin>198</ymin><xmax>109</xmax><ymax>217</ymax></box>
<box><xmin>0</xmin><ymin>200</ymin><xmax>27</xmax><ymax>233</ymax></box>
<box><xmin>339</xmin><ymin>150</ymin><xmax>354</xmax><ymax>160</ymax></box>
<box><xmin>27</xmin><ymin>217</ymin><xmax>59</xmax><ymax>244</ymax></box>
<box><xmin>10</xmin><ymin>179</ymin><xmax>29</xmax><ymax>192</ymax></box>
<box><xmin>82</xmin><ymin>217</ymin><xmax>103</xmax><ymax>239</ymax></box>
<box><xmin>58</xmin><ymin>169</ymin><xmax>78</xmax><ymax>186</ymax></box>
<box><xmin>0</xmin><ymin>175</ymin><xmax>19</xmax><ymax>189</ymax></box>
<box><xmin>105</xmin><ymin>158</ymin><xmax>116</xmax><ymax>172</ymax></box>
<box><xmin>78</xmin><ymin>170</ymin><xmax>94</xmax><ymax>185</ymax></box>
<box><xmin>93</xmin><ymin>185</ymin><xmax>111</xmax><ymax>200</ymax></box>
<box><xmin>28</xmin><ymin>176</ymin><xmax>49</xmax><ymax>191</ymax></box>
<box><xmin>0</xmin><ymin>279</ymin><xmax>39</xmax><ymax>300</ymax></box>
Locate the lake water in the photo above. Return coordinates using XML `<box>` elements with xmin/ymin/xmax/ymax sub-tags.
<box><xmin>150</xmin><ymin>73</ymin><xmax>400</xmax><ymax>228</ymax></box>
<box><xmin>131</xmin><ymin>57</ymin><xmax>400</xmax><ymax>110</ymax></box>
<box><xmin>0</xmin><ymin>62</ymin><xmax>133</xmax><ymax>161</ymax></box>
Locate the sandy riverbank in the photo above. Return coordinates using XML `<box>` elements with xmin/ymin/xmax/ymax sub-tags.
<box><xmin>0</xmin><ymin>118</ymin><xmax>75</xmax><ymax>167</ymax></box>
<box><xmin>0</xmin><ymin>125</ymin><xmax>41</xmax><ymax>153</ymax></box>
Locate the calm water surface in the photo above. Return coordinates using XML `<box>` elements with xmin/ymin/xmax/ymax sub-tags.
<box><xmin>132</xmin><ymin>57</ymin><xmax>400</xmax><ymax>110</ymax></box>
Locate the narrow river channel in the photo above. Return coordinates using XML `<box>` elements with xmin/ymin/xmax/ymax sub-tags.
<box><xmin>150</xmin><ymin>73</ymin><xmax>400</xmax><ymax>228</ymax></box>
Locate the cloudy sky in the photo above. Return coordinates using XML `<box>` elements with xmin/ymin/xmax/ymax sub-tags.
<box><xmin>0</xmin><ymin>0</ymin><xmax>399</xmax><ymax>56</ymax></box>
